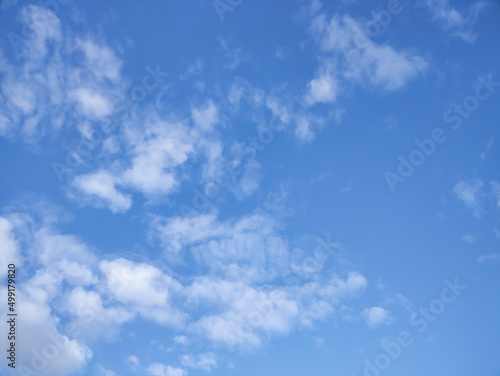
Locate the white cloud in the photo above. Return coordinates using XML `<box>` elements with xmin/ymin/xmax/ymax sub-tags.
<box><xmin>71</xmin><ymin>170</ymin><xmax>132</xmax><ymax>213</ymax></box>
<box><xmin>99</xmin><ymin>258</ymin><xmax>186</xmax><ymax>327</ymax></box>
<box><xmin>121</xmin><ymin>120</ymin><xmax>194</xmax><ymax>196</ymax></box>
<box><xmin>2</xmin><ymin>77</ymin><xmax>37</xmax><ymax>114</ymax></box>
<box><xmin>192</xmin><ymin>100</ymin><xmax>219</xmax><ymax>132</ymax></box>
<box><xmin>97</xmin><ymin>365</ymin><xmax>118</xmax><ymax>376</ymax></box>
<box><xmin>218</xmin><ymin>37</ymin><xmax>248</xmax><ymax>70</ymax></box>
<box><xmin>294</xmin><ymin>115</ymin><xmax>324</xmax><ymax>143</ymax></box>
<box><xmin>0</xmin><ymin>200</ymin><xmax>371</xmax><ymax>371</ymax></box>
<box><xmin>174</xmin><ymin>336</ymin><xmax>189</xmax><ymax>346</ymax></box>
<box><xmin>0</xmin><ymin>217</ymin><xmax>19</xmax><ymax>279</ymax></box>
<box><xmin>76</xmin><ymin>38</ymin><xmax>122</xmax><ymax>82</ymax></box>
<box><xmin>425</xmin><ymin>0</ymin><xmax>486</xmax><ymax>42</ymax></box>
<box><xmin>150</xmin><ymin>207</ymin><xmax>368</xmax><ymax>349</ymax></box>
<box><xmin>127</xmin><ymin>355</ymin><xmax>140</xmax><ymax>370</ymax></box>
<box><xmin>265</xmin><ymin>95</ymin><xmax>293</xmax><ymax>126</ymax></box>
<box><xmin>231</xmin><ymin>159</ymin><xmax>262</xmax><ymax>200</ymax></box>
<box><xmin>63</xmin><ymin>287</ymin><xmax>134</xmax><ymax>341</ymax></box>
<box><xmin>70</xmin><ymin>88</ymin><xmax>113</xmax><ymax>118</ymax></box>
<box><xmin>480</xmin><ymin>138</ymin><xmax>494</xmax><ymax>161</ymax></box>
<box><xmin>180</xmin><ymin>352</ymin><xmax>218</xmax><ymax>372</ymax></box>
<box><xmin>0</xmin><ymin>5</ymin><xmax>125</xmax><ymax>144</ymax></box>
<box><xmin>319</xmin><ymin>272</ymin><xmax>368</xmax><ymax>302</ymax></box>
<box><xmin>305</xmin><ymin>60</ymin><xmax>338</xmax><ymax>106</ymax></box>
<box><xmin>10</xmin><ymin>298</ymin><xmax>92</xmax><ymax>376</ymax></box>
<box><xmin>152</xmin><ymin>211</ymin><xmax>289</xmax><ymax>282</ymax></box>
<box><xmin>453</xmin><ymin>180</ymin><xmax>484</xmax><ymax>218</ymax></box>
<box><xmin>19</xmin><ymin>5</ymin><xmax>62</xmax><ymax>59</ymax></box>
<box><xmin>147</xmin><ymin>363</ymin><xmax>187</xmax><ymax>376</ymax></box>
<box><xmin>100</xmin><ymin>258</ymin><xmax>175</xmax><ymax>307</ymax></box>
<box><xmin>362</xmin><ymin>306</ymin><xmax>394</xmax><ymax>328</ymax></box>
<box><xmin>310</xmin><ymin>13</ymin><xmax>427</xmax><ymax>91</ymax></box>
<box><xmin>190</xmin><ymin>284</ymin><xmax>299</xmax><ymax>350</ymax></box>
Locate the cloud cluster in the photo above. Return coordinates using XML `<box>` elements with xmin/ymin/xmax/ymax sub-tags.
<box><xmin>307</xmin><ymin>11</ymin><xmax>428</xmax><ymax>103</ymax></box>
<box><xmin>0</xmin><ymin>200</ymin><xmax>369</xmax><ymax>375</ymax></box>
<box><xmin>0</xmin><ymin>5</ymin><xmax>126</xmax><ymax>142</ymax></box>
<box><xmin>424</xmin><ymin>0</ymin><xmax>486</xmax><ymax>42</ymax></box>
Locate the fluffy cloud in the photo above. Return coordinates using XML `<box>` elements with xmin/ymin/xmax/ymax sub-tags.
<box><xmin>70</xmin><ymin>88</ymin><xmax>113</xmax><ymax>119</ymax></box>
<box><xmin>191</xmin><ymin>100</ymin><xmax>219</xmax><ymax>132</ymax></box>
<box><xmin>151</xmin><ymin>211</ymin><xmax>290</xmax><ymax>282</ymax></box>
<box><xmin>100</xmin><ymin>258</ymin><xmax>176</xmax><ymax>307</ymax></box>
<box><xmin>309</xmin><ymin>13</ymin><xmax>427</xmax><ymax>92</ymax></box>
<box><xmin>99</xmin><ymin>258</ymin><xmax>186</xmax><ymax>326</ymax></box>
<box><xmin>121</xmin><ymin>119</ymin><xmax>195</xmax><ymax>196</ymax></box>
<box><xmin>362</xmin><ymin>306</ymin><xmax>394</xmax><ymax>328</ymax></box>
<box><xmin>71</xmin><ymin>170</ymin><xmax>132</xmax><ymax>213</ymax></box>
<box><xmin>305</xmin><ymin>59</ymin><xmax>338</xmax><ymax>106</ymax></box>
<box><xmin>62</xmin><ymin>287</ymin><xmax>133</xmax><ymax>341</ymax></box>
<box><xmin>0</xmin><ymin>5</ymin><xmax>125</xmax><ymax>143</ymax></box>
<box><xmin>0</xmin><ymin>219</ymin><xmax>95</xmax><ymax>376</ymax></box>
<box><xmin>0</xmin><ymin>196</ymin><xmax>370</xmax><ymax>374</ymax></box>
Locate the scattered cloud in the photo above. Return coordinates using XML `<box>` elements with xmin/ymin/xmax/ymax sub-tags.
<box><xmin>453</xmin><ymin>180</ymin><xmax>484</xmax><ymax>218</ymax></box>
<box><xmin>478</xmin><ymin>253</ymin><xmax>500</xmax><ymax>263</ymax></box>
<box><xmin>96</xmin><ymin>365</ymin><xmax>118</xmax><ymax>376</ymax></box>
<box><xmin>71</xmin><ymin>170</ymin><xmax>132</xmax><ymax>213</ymax></box>
<box><xmin>480</xmin><ymin>138</ymin><xmax>494</xmax><ymax>161</ymax></box>
<box><xmin>126</xmin><ymin>355</ymin><xmax>140</xmax><ymax>371</ymax></box>
<box><xmin>424</xmin><ymin>0</ymin><xmax>486</xmax><ymax>43</ymax></box>
<box><xmin>180</xmin><ymin>352</ymin><xmax>218</xmax><ymax>372</ymax></box>
<box><xmin>310</xmin><ymin>13</ymin><xmax>427</xmax><ymax>91</ymax></box>
<box><xmin>305</xmin><ymin>59</ymin><xmax>338</xmax><ymax>106</ymax></box>
<box><xmin>461</xmin><ymin>234</ymin><xmax>478</xmax><ymax>243</ymax></box>
<box><xmin>147</xmin><ymin>364</ymin><xmax>187</xmax><ymax>376</ymax></box>
<box><xmin>361</xmin><ymin>306</ymin><xmax>394</xmax><ymax>328</ymax></box>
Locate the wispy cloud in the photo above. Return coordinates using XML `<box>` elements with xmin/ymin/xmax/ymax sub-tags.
<box><xmin>424</xmin><ymin>0</ymin><xmax>487</xmax><ymax>43</ymax></box>
<box><xmin>452</xmin><ymin>180</ymin><xmax>484</xmax><ymax>218</ymax></box>
<box><xmin>309</xmin><ymin>13</ymin><xmax>427</xmax><ymax>93</ymax></box>
<box><xmin>478</xmin><ymin>253</ymin><xmax>500</xmax><ymax>263</ymax></box>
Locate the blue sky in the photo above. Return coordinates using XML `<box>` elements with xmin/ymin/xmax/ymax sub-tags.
<box><xmin>0</xmin><ymin>0</ymin><xmax>499</xmax><ymax>375</ymax></box>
